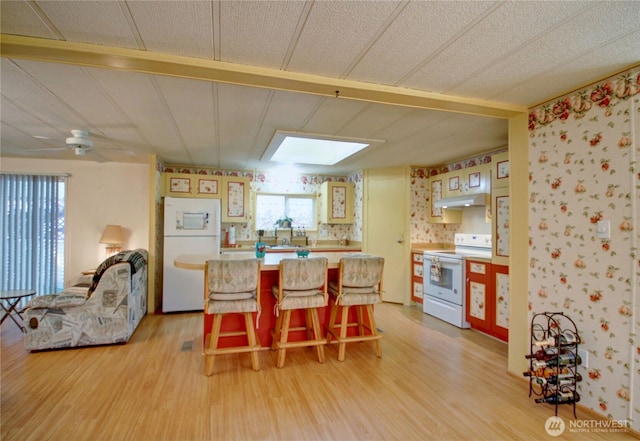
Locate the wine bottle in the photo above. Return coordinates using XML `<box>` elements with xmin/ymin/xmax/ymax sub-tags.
<box><xmin>534</xmin><ymin>330</ymin><xmax>578</xmax><ymax>347</ymax></box>
<box><xmin>547</xmin><ymin>372</ymin><xmax>582</xmax><ymax>384</ymax></box>
<box><xmin>531</xmin><ymin>353</ymin><xmax>581</xmax><ymax>369</ymax></box>
<box><xmin>535</xmin><ymin>391</ymin><xmax>580</xmax><ymax>404</ymax></box>
<box><xmin>538</xmin><ymin>373</ymin><xmax>583</xmax><ymax>386</ymax></box>
<box><xmin>525</xmin><ymin>347</ymin><xmax>559</xmax><ymax>360</ymax></box>
<box><xmin>534</xmin><ymin>337</ymin><xmax>556</xmax><ymax>347</ymax></box>
<box><xmin>522</xmin><ymin>366</ymin><xmax>568</xmax><ymax>378</ymax></box>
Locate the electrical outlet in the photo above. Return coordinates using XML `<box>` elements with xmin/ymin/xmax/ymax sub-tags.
<box><xmin>578</xmin><ymin>348</ymin><xmax>589</xmax><ymax>368</ymax></box>
<box><xmin>321</xmin><ymin>229</ymin><xmax>328</xmax><ymax>237</ymax></box>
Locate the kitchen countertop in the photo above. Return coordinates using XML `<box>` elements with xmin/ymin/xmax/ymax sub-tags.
<box><xmin>410</xmin><ymin>243</ymin><xmax>455</xmax><ymax>253</ymax></box>
<box><xmin>175</xmin><ymin>251</ymin><xmax>370</xmax><ymax>271</ymax></box>
<box><xmin>222</xmin><ymin>244</ymin><xmax>362</xmax><ymax>253</ymax></box>
<box><xmin>411</xmin><ymin>243</ymin><xmax>493</xmax><ymax>262</ymax></box>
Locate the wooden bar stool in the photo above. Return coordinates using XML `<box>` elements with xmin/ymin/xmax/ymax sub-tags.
<box><xmin>326</xmin><ymin>256</ymin><xmax>384</xmax><ymax>361</ymax></box>
<box><xmin>271</xmin><ymin>257</ymin><xmax>328</xmax><ymax>368</ymax></box>
<box><xmin>204</xmin><ymin>258</ymin><xmax>261</xmax><ymax>376</ymax></box>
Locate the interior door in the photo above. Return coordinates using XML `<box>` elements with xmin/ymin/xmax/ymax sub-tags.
<box><xmin>363</xmin><ymin>167</ymin><xmax>409</xmax><ymax>304</ymax></box>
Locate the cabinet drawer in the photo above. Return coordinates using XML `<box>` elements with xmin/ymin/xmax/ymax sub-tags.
<box><xmin>468</xmin><ymin>262</ymin><xmax>488</xmax><ymax>274</ymax></box>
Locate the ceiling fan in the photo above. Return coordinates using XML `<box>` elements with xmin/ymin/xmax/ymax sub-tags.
<box><xmin>65</xmin><ymin>129</ymin><xmax>94</xmax><ymax>156</ymax></box>
<box><xmin>30</xmin><ymin>129</ymin><xmax>135</xmax><ymax>162</ymax></box>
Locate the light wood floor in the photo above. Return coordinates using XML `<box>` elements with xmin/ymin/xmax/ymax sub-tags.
<box><xmin>1</xmin><ymin>303</ymin><xmax>637</xmax><ymax>441</ymax></box>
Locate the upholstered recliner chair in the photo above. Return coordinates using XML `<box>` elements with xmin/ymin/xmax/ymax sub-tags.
<box><xmin>23</xmin><ymin>249</ymin><xmax>148</xmax><ymax>350</ymax></box>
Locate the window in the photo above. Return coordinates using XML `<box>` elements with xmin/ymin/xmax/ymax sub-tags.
<box><xmin>255</xmin><ymin>193</ymin><xmax>316</xmax><ymax>231</ymax></box>
<box><xmin>0</xmin><ymin>173</ymin><xmax>66</xmax><ymax>295</ymax></box>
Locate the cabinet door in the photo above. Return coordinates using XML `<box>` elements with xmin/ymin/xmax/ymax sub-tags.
<box><xmin>428</xmin><ymin>177</ymin><xmax>461</xmax><ymax>224</ymax></box>
<box><xmin>194</xmin><ymin>176</ymin><xmax>222</xmax><ymax>199</ymax></box>
<box><xmin>465</xmin><ymin>260</ymin><xmax>493</xmax><ymax>334</ymax></box>
<box><xmin>164</xmin><ymin>173</ymin><xmax>195</xmax><ymax>197</ymax></box>
<box><xmin>443</xmin><ymin>170</ymin><xmax>463</xmax><ymax>198</ymax></box>
<box><xmin>320</xmin><ymin>181</ymin><xmax>354</xmax><ymax>224</ymax></box>
<box><xmin>411</xmin><ymin>252</ymin><xmax>424</xmax><ymax>302</ymax></box>
<box><xmin>463</xmin><ymin>164</ymin><xmax>488</xmax><ymax>195</ymax></box>
<box><xmin>492</xmin><ymin>187</ymin><xmax>510</xmax><ymax>265</ymax></box>
<box><xmin>222</xmin><ymin>176</ymin><xmax>250</xmax><ymax>223</ymax></box>
<box><xmin>492</xmin><ymin>264</ymin><xmax>509</xmax><ymax>342</ymax></box>
<box><xmin>491</xmin><ymin>151</ymin><xmax>510</xmax><ymax>189</ymax></box>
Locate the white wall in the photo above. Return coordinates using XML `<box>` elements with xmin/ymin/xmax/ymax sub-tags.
<box><xmin>1</xmin><ymin>157</ymin><xmax>150</xmax><ymax>288</ymax></box>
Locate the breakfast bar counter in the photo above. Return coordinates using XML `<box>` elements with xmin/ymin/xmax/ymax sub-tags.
<box><xmin>174</xmin><ymin>252</ymin><xmax>367</xmax><ymax>349</ymax></box>
<box><xmin>174</xmin><ymin>251</ymin><xmax>360</xmax><ymax>271</ymax></box>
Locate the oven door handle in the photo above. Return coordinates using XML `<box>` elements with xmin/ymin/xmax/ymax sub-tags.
<box><xmin>424</xmin><ymin>256</ymin><xmax>462</xmax><ymax>266</ymax></box>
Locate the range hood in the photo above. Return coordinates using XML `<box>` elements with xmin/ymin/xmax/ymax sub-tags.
<box><xmin>434</xmin><ymin>193</ymin><xmax>488</xmax><ymax>209</ymax></box>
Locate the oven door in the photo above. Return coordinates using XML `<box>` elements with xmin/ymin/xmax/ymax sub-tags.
<box><xmin>423</xmin><ymin>254</ymin><xmax>463</xmax><ymax>305</ymax></box>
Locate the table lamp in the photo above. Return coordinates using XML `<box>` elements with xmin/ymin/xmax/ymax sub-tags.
<box><xmin>99</xmin><ymin>225</ymin><xmax>125</xmax><ymax>257</ymax></box>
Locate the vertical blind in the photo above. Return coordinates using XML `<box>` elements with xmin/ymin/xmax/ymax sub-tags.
<box><xmin>0</xmin><ymin>173</ymin><xmax>66</xmax><ymax>295</ymax></box>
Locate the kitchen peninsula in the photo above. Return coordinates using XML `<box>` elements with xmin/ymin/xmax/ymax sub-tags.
<box><xmin>174</xmin><ymin>252</ymin><xmax>371</xmax><ymax>348</ymax></box>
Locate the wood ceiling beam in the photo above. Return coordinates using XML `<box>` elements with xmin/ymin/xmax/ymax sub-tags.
<box><xmin>1</xmin><ymin>34</ymin><xmax>526</xmax><ymax>119</ymax></box>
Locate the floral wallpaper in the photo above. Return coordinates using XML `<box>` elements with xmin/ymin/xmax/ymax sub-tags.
<box><xmin>528</xmin><ymin>67</ymin><xmax>639</xmax><ymax>427</ymax></box>
<box><xmin>163</xmin><ymin>165</ymin><xmax>361</xmax><ymax>244</ymax></box>
<box><xmin>409</xmin><ymin>168</ymin><xmax>459</xmax><ymax>244</ymax></box>
<box><xmin>409</xmin><ymin>152</ymin><xmax>499</xmax><ymax>244</ymax></box>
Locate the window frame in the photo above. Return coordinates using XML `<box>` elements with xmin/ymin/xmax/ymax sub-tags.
<box><xmin>253</xmin><ymin>191</ymin><xmax>318</xmax><ymax>232</ymax></box>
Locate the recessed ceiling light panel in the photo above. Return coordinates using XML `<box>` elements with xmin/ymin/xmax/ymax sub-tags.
<box><xmin>265</xmin><ymin>131</ymin><xmax>384</xmax><ymax>166</ymax></box>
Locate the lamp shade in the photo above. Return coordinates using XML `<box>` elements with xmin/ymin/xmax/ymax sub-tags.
<box><xmin>99</xmin><ymin>225</ymin><xmax>124</xmax><ymax>245</ymax></box>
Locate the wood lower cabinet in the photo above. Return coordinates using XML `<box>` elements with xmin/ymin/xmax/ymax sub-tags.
<box><xmin>411</xmin><ymin>252</ymin><xmax>424</xmax><ymax>303</ymax></box>
<box><xmin>491</xmin><ymin>264</ymin><xmax>509</xmax><ymax>342</ymax></box>
<box><xmin>466</xmin><ymin>259</ymin><xmax>508</xmax><ymax>342</ymax></box>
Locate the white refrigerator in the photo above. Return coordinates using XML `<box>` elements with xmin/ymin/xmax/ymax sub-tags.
<box><xmin>163</xmin><ymin>197</ymin><xmax>221</xmax><ymax>312</ymax></box>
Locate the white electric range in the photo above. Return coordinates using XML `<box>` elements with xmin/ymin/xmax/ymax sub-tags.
<box><xmin>422</xmin><ymin>233</ymin><xmax>492</xmax><ymax>328</ymax></box>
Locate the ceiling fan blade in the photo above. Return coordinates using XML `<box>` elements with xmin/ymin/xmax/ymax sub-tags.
<box><xmin>27</xmin><ymin>147</ymin><xmax>69</xmax><ymax>152</ymax></box>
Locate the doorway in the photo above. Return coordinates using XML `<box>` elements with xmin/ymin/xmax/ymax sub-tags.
<box><xmin>363</xmin><ymin>167</ymin><xmax>409</xmax><ymax>304</ymax></box>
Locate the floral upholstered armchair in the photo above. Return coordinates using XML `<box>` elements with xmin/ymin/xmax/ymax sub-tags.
<box><xmin>23</xmin><ymin>249</ymin><xmax>148</xmax><ymax>350</ymax></box>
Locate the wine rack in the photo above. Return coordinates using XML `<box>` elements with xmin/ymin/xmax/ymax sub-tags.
<box><xmin>525</xmin><ymin>312</ymin><xmax>580</xmax><ymax>417</ymax></box>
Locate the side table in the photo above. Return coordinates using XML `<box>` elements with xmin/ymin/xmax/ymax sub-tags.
<box><xmin>0</xmin><ymin>290</ymin><xmax>36</xmax><ymax>332</ymax></box>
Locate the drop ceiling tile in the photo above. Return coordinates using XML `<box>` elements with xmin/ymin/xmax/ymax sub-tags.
<box><xmin>86</xmin><ymin>69</ymin><xmax>184</xmax><ymax>153</ymax></box>
<box><xmin>0</xmin><ymin>102</ymin><xmax>67</xmax><ymax>153</ymax></box>
<box><xmin>250</xmin><ymin>90</ymin><xmax>325</xmax><ymax>165</ymax></box>
<box><xmin>287</xmin><ymin>1</ymin><xmax>401</xmax><ymax>78</ymax></box>
<box><xmin>0</xmin><ymin>1</ymin><xmax>60</xmax><ymax>39</ymax></box>
<box><xmin>301</xmin><ymin>98</ymin><xmax>370</xmax><ymax>135</ymax></box>
<box><xmin>127</xmin><ymin>1</ymin><xmax>214</xmax><ymax>58</ymax></box>
<box><xmin>368</xmin><ymin>108</ymin><xmax>453</xmax><ymax>144</ymax></box>
<box><xmin>347</xmin><ymin>1</ymin><xmax>497</xmax><ymax>86</ymax></box>
<box><xmin>1</xmin><ymin>60</ymin><xmax>89</xmax><ymax>135</ymax></box>
<box><xmin>495</xmin><ymin>30</ymin><xmax>640</xmax><ymax>106</ymax></box>
<box><xmin>449</xmin><ymin>1</ymin><xmax>640</xmax><ymax>105</ymax></box>
<box><xmin>155</xmin><ymin>76</ymin><xmax>217</xmax><ymax>165</ymax></box>
<box><xmin>217</xmin><ymin>84</ymin><xmax>272</xmax><ymax>169</ymax></box>
<box><xmin>12</xmin><ymin>60</ymin><xmax>131</xmax><ymax>130</ymax></box>
<box><xmin>402</xmin><ymin>1</ymin><xmax>596</xmax><ymax>96</ymax></box>
<box><xmin>219</xmin><ymin>1</ymin><xmax>307</xmax><ymax>68</ymax></box>
<box><xmin>36</xmin><ymin>1</ymin><xmax>140</xmax><ymax>48</ymax></box>
<box><xmin>334</xmin><ymin>103</ymin><xmax>414</xmax><ymax>140</ymax></box>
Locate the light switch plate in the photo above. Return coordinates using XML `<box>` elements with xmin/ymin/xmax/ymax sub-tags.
<box><xmin>596</xmin><ymin>220</ymin><xmax>610</xmax><ymax>239</ymax></box>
